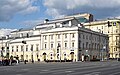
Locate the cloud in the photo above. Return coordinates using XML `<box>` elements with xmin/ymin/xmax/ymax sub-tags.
<box><xmin>0</xmin><ymin>28</ymin><xmax>17</xmax><ymax>37</ymax></box>
<box><xmin>44</xmin><ymin>0</ymin><xmax>120</xmax><ymax>19</ymax></box>
<box><xmin>21</xmin><ymin>19</ymin><xmax>44</xmax><ymax>26</ymax></box>
<box><xmin>0</xmin><ymin>0</ymin><xmax>39</xmax><ymax>22</ymax></box>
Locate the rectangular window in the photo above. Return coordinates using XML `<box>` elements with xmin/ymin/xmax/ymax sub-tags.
<box><xmin>12</xmin><ymin>46</ymin><xmax>14</xmax><ymax>52</ymax></box>
<box><xmin>58</xmin><ymin>34</ymin><xmax>60</xmax><ymax>39</ymax></box>
<box><xmin>86</xmin><ymin>35</ymin><xmax>88</xmax><ymax>40</ymax></box>
<box><xmin>26</xmin><ymin>45</ymin><xmax>28</xmax><ymax>51</ymax></box>
<box><xmin>51</xmin><ymin>35</ymin><xmax>53</xmax><ymax>39</ymax></box>
<box><xmin>83</xmin><ymin>35</ymin><xmax>85</xmax><ymax>39</ymax></box>
<box><xmin>44</xmin><ymin>35</ymin><xmax>47</xmax><ymax>40</ymax></box>
<box><xmin>65</xmin><ymin>43</ymin><xmax>67</xmax><ymax>47</ymax></box>
<box><xmin>83</xmin><ymin>43</ymin><xmax>84</xmax><ymax>49</ymax></box>
<box><xmin>51</xmin><ymin>43</ymin><xmax>53</xmax><ymax>48</ymax></box>
<box><xmin>16</xmin><ymin>46</ymin><xmax>18</xmax><ymax>52</ymax></box>
<box><xmin>72</xmin><ymin>33</ymin><xmax>75</xmax><ymax>38</ymax></box>
<box><xmin>89</xmin><ymin>44</ymin><xmax>91</xmax><ymax>49</ymax></box>
<box><xmin>72</xmin><ymin>42</ymin><xmax>74</xmax><ymax>47</ymax></box>
<box><xmin>79</xmin><ymin>41</ymin><xmax>81</xmax><ymax>49</ymax></box>
<box><xmin>21</xmin><ymin>45</ymin><xmax>24</xmax><ymax>51</ymax></box>
<box><xmin>86</xmin><ymin>42</ymin><xmax>88</xmax><ymax>49</ymax></box>
<box><xmin>45</xmin><ymin>44</ymin><xmax>47</xmax><ymax>49</ymax></box>
<box><xmin>31</xmin><ymin>45</ymin><xmax>33</xmax><ymax>51</ymax></box>
<box><xmin>65</xmin><ymin>34</ymin><xmax>67</xmax><ymax>38</ymax></box>
<box><xmin>36</xmin><ymin>44</ymin><xmax>39</xmax><ymax>51</ymax></box>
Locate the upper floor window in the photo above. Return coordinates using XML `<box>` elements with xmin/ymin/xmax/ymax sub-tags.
<box><xmin>86</xmin><ymin>42</ymin><xmax>88</xmax><ymax>49</ymax></box>
<box><xmin>27</xmin><ymin>33</ymin><xmax>29</xmax><ymax>38</ymax></box>
<box><xmin>26</xmin><ymin>45</ymin><xmax>28</xmax><ymax>51</ymax></box>
<box><xmin>65</xmin><ymin>43</ymin><xmax>67</xmax><ymax>48</ymax></box>
<box><xmin>36</xmin><ymin>44</ymin><xmax>39</xmax><ymax>51</ymax></box>
<box><xmin>72</xmin><ymin>42</ymin><xmax>74</xmax><ymax>47</ymax></box>
<box><xmin>51</xmin><ymin>35</ymin><xmax>53</xmax><ymax>39</ymax></box>
<box><xmin>86</xmin><ymin>35</ymin><xmax>88</xmax><ymax>40</ymax></box>
<box><xmin>12</xmin><ymin>46</ymin><xmax>14</xmax><ymax>52</ymax></box>
<box><xmin>83</xmin><ymin>43</ymin><xmax>84</xmax><ymax>49</ymax></box>
<box><xmin>21</xmin><ymin>45</ymin><xmax>24</xmax><ymax>51</ymax></box>
<box><xmin>16</xmin><ymin>46</ymin><xmax>18</xmax><ymax>52</ymax></box>
<box><xmin>83</xmin><ymin>34</ymin><xmax>85</xmax><ymax>39</ymax></box>
<box><xmin>65</xmin><ymin>34</ymin><xmax>67</xmax><ymax>38</ymax></box>
<box><xmin>31</xmin><ymin>45</ymin><xmax>33</xmax><ymax>51</ymax></box>
<box><xmin>78</xmin><ymin>40</ymin><xmax>81</xmax><ymax>49</ymax></box>
<box><xmin>44</xmin><ymin>44</ymin><xmax>47</xmax><ymax>49</ymax></box>
<box><xmin>72</xmin><ymin>33</ymin><xmax>75</xmax><ymax>38</ymax></box>
<box><xmin>51</xmin><ymin>43</ymin><xmax>53</xmax><ymax>48</ymax></box>
<box><xmin>58</xmin><ymin>34</ymin><xmax>60</xmax><ymax>39</ymax></box>
<box><xmin>44</xmin><ymin>35</ymin><xmax>47</xmax><ymax>40</ymax></box>
<box><xmin>102</xmin><ymin>26</ymin><xmax>103</xmax><ymax>29</ymax></box>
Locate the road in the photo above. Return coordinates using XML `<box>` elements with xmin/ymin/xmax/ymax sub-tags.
<box><xmin>0</xmin><ymin>61</ymin><xmax>120</xmax><ymax>75</ymax></box>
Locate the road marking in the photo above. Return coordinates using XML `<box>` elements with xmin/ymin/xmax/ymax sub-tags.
<box><xmin>16</xmin><ymin>74</ymin><xmax>22</xmax><ymax>75</ymax></box>
<box><xmin>39</xmin><ymin>65</ymin><xmax>106</xmax><ymax>74</ymax></box>
<box><xmin>65</xmin><ymin>71</ymin><xmax>73</xmax><ymax>73</ymax></box>
<box><xmin>52</xmin><ymin>70</ymin><xmax>73</xmax><ymax>74</ymax></box>
<box><xmin>68</xmin><ymin>66</ymin><xmax>120</xmax><ymax>75</ymax></box>
<box><xmin>84</xmin><ymin>72</ymin><xmax>101</xmax><ymax>75</ymax></box>
<box><xmin>41</xmin><ymin>70</ymin><xmax>49</xmax><ymax>71</ymax></box>
<box><xmin>109</xmin><ymin>71</ymin><xmax>120</xmax><ymax>75</ymax></box>
<box><xmin>21</xmin><ymin>69</ymin><xmax>29</xmax><ymax>71</ymax></box>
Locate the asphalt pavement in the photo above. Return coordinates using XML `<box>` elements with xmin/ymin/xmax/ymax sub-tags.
<box><xmin>0</xmin><ymin>61</ymin><xmax>120</xmax><ymax>75</ymax></box>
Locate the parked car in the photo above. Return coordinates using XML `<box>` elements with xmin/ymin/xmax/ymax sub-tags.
<box><xmin>117</xmin><ymin>58</ymin><xmax>120</xmax><ymax>61</ymax></box>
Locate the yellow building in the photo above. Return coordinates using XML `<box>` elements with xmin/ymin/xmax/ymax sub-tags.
<box><xmin>84</xmin><ymin>19</ymin><xmax>120</xmax><ymax>58</ymax></box>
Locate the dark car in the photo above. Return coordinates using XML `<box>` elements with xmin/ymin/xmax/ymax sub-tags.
<box><xmin>1</xmin><ymin>59</ymin><xmax>10</xmax><ymax>66</ymax></box>
<box><xmin>11</xmin><ymin>60</ymin><xmax>17</xmax><ymax>63</ymax></box>
<box><xmin>117</xmin><ymin>58</ymin><xmax>120</xmax><ymax>61</ymax></box>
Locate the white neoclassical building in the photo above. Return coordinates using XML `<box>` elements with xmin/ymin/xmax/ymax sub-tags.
<box><xmin>0</xmin><ymin>14</ymin><xmax>109</xmax><ymax>62</ymax></box>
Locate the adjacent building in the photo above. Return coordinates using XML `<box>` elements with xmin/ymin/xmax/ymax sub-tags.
<box><xmin>84</xmin><ymin>18</ymin><xmax>120</xmax><ymax>58</ymax></box>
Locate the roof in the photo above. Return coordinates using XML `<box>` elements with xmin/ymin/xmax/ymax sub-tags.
<box><xmin>11</xmin><ymin>28</ymin><xmax>33</xmax><ymax>33</ymax></box>
<box><xmin>36</xmin><ymin>17</ymin><xmax>75</xmax><ymax>26</ymax></box>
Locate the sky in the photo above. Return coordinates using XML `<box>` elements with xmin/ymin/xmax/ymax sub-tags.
<box><xmin>0</xmin><ymin>0</ymin><xmax>120</xmax><ymax>37</ymax></box>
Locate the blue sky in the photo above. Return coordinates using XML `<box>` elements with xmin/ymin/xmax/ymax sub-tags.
<box><xmin>0</xmin><ymin>0</ymin><xmax>49</xmax><ymax>29</ymax></box>
<box><xmin>1</xmin><ymin>0</ymin><xmax>120</xmax><ymax>36</ymax></box>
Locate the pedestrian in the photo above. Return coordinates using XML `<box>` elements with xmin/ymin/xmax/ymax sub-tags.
<box><xmin>10</xmin><ymin>56</ymin><xmax>13</xmax><ymax>65</ymax></box>
<box><xmin>24</xmin><ymin>60</ymin><xmax>27</xmax><ymax>64</ymax></box>
<box><xmin>16</xmin><ymin>56</ymin><xmax>19</xmax><ymax>65</ymax></box>
<box><xmin>82</xmin><ymin>54</ymin><xmax>84</xmax><ymax>62</ymax></box>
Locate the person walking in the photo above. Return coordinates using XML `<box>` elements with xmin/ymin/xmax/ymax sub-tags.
<box><xmin>82</xmin><ymin>54</ymin><xmax>84</xmax><ymax>62</ymax></box>
<box><xmin>16</xmin><ymin>56</ymin><xmax>19</xmax><ymax>65</ymax></box>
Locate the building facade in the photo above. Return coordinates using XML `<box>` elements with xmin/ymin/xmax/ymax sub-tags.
<box><xmin>0</xmin><ymin>15</ymin><xmax>109</xmax><ymax>62</ymax></box>
<box><xmin>84</xmin><ymin>19</ymin><xmax>120</xmax><ymax>58</ymax></box>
